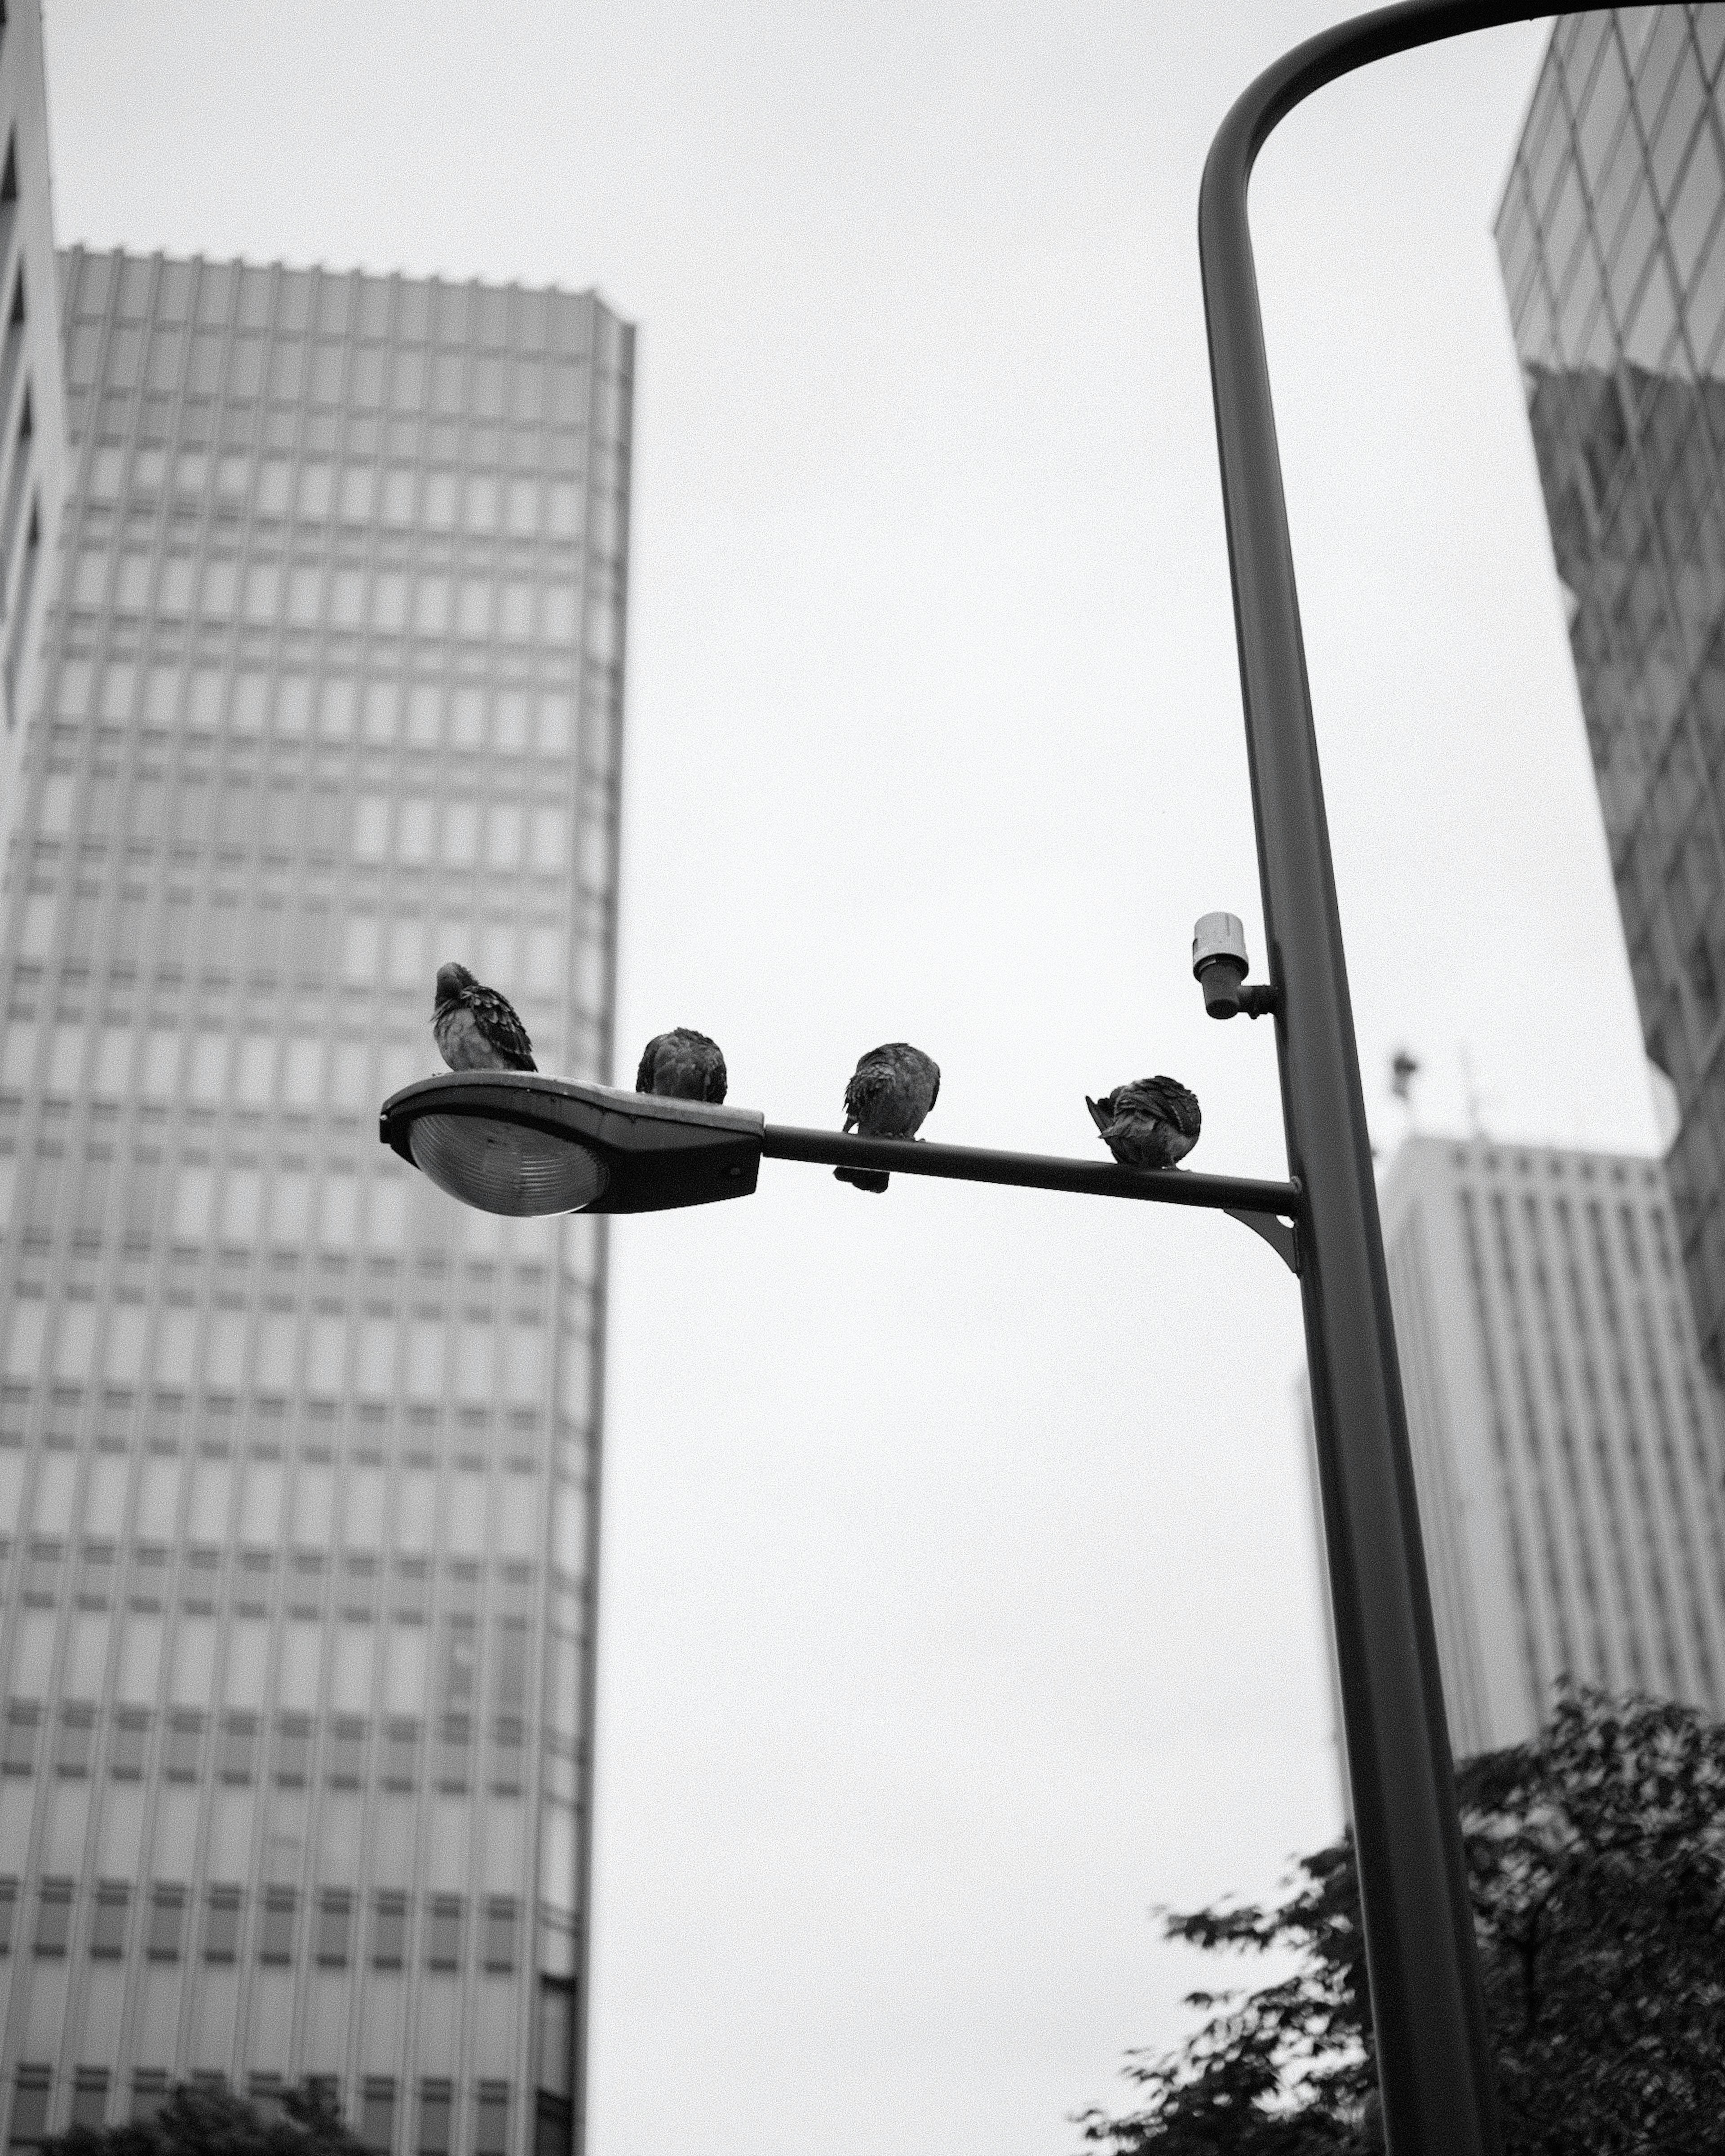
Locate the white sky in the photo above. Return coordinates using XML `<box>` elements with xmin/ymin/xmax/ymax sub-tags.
<box><xmin>45</xmin><ymin>6</ymin><xmax>1650</xmax><ymax>2154</ymax></box>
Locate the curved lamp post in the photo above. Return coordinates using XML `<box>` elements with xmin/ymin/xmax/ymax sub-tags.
<box><xmin>1201</xmin><ymin>6</ymin><xmax>1615</xmax><ymax>2152</ymax></box>
<box><xmin>379</xmin><ymin>8</ymin><xmax>1605</xmax><ymax>2151</ymax></box>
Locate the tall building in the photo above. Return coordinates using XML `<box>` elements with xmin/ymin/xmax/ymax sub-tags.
<box><xmin>0</xmin><ymin>239</ymin><xmax>631</xmax><ymax>2156</ymax></box>
<box><xmin>1497</xmin><ymin>9</ymin><xmax>1725</xmax><ymax>1375</ymax></box>
<box><xmin>0</xmin><ymin>0</ymin><xmax>67</xmax><ymax>852</ymax></box>
<box><xmin>1369</xmin><ymin>1136</ymin><xmax>1725</xmax><ymax>1758</ymax></box>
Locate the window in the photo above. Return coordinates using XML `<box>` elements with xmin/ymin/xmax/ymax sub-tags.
<box><xmin>3</xmin><ymin>1706</ymin><xmax>37</xmax><ymax>1775</ymax></box>
<box><xmin>0</xmin><ymin>1882</ymin><xmax>17</xmax><ymax>1956</ymax></box>
<box><xmin>372</xmin><ymin>1893</ymin><xmax>407</xmax><ymax>1971</ymax></box>
<box><xmin>9</xmin><ymin>2067</ymin><xmax>49</xmax><ymax>2151</ymax></box>
<box><xmin>482</xmin><ymin>1899</ymin><xmax>516</xmax><ymax>1974</ymax></box>
<box><xmin>316</xmin><ymin>1891</ymin><xmax>352</xmax><ymax>1968</ymax></box>
<box><xmin>474</xmin><ymin>2084</ymin><xmax>509</xmax><ymax>2156</ymax></box>
<box><xmin>435</xmin><ymin>1714</ymin><xmax>470</xmax><ymax>1791</ymax></box>
<box><xmin>260</xmin><ymin>1887</ymin><xmax>295</xmax><ymax>1964</ymax></box>
<box><xmin>381</xmin><ymin>1720</ymin><xmax>419</xmax><ymax>1790</ymax></box>
<box><xmin>33</xmin><ymin>1881</ymin><xmax>70</xmax><ymax>1957</ymax></box>
<box><xmin>490</xmin><ymin>1716</ymin><xmax>524</xmax><ymax>1795</ymax></box>
<box><xmin>131</xmin><ymin>2073</ymin><xmax>168</xmax><ymax>2126</ymax></box>
<box><xmin>203</xmin><ymin>1888</ymin><xmax>239</xmax><ymax>1963</ymax></box>
<box><xmin>22</xmin><ymin>1541</ymin><xmax>59</xmax><ymax>1602</ymax></box>
<box><xmin>273</xmin><ymin>1715</ymin><xmax>310</xmax><ymax>1786</ymax></box>
<box><xmin>56</xmin><ymin>1709</ymin><xmax>93</xmax><ymax>1777</ymax></box>
<box><xmin>146</xmin><ymin>1886</ymin><xmax>184</xmax><ymax>1962</ymax></box>
<box><xmin>110</xmin><ymin>1713</ymin><xmax>148</xmax><ymax>1779</ymax></box>
<box><xmin>69</xmin><ymin>2072</ymin><xmax>108</xmax><ymax>2133</ymax></box>
<box><xmin>327</xmin><ymin>1718</ymin><xmax>365</xmax><ymax>1786</ymax></box>
<box><xmin>359</xmin><ymin>2081</ymin><xmax>395</xmax><ymax>2154</ymax></box>
<box><xmin>247</xmin><ymin>2078</ymin><xmax>284</xmax><ymax>2121</ymax></box>
<box><xmin>218</xmin><ymin>1714</ymin><xmax>257</xmax><ymax>1784</ymax></box>
<box><xmin>416</xmin><ymin>2082</ymin><xmax>451</xmax><ymax>2156</ymax></box>
<box><xmin>164</xmin><ymin>1713</ymin><xmax>202</xmax><ymax>1780</ymax></box>
<box><xmin>91</xmin><ymin>1884</ymin><xmax>129</xmax><ymax>1959</ymax></box>
<box><xmin>425</xmin><ymin>1896</ymin><xmax>461</xmax><ymax>1972</ymax></box>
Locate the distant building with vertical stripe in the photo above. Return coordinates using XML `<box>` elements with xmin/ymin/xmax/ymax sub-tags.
<box><xmin>1371</xmin><ymin>1136</ymin><xmax>1725</xmax><ymax>1758</ymax></box>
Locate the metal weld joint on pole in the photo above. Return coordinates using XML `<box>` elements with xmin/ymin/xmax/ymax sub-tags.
<box><xmin>1198</xmin><ymin>4</ymin><xmax>1606</xmax><ymax>2151</ymax></box>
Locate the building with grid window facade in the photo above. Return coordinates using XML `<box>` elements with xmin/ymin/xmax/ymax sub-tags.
<box><xmin>1370</xmin><ymin>1137</ymin><xmax>1725</xmax><ymax>1759</ymax></box>
<box><xmin>1497</xmin><ymin>9</ymin><xmax>1725</xmax><ymax>1378</ymax></box>
<box><xmin>0</xmin><ymin>241</ymin><xmax>631</xmax><ymax>2156</ymax></box>
<box><xmin>0</xmin><ymin>0</ymin><xmax>67</xmax><ymax>860</ymax></box>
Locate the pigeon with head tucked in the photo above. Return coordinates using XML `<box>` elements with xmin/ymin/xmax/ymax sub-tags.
<box><xmin>636</xmin><ymin>1028</ymin><xmax>728</xmax><ymax>1105</ymax></box>
<box><xmin>1086</xmin><ymin>1075</ymin><xmax>1200</xmax><ymax>1169</ymax></box>
<box><xmin>836</xmin><ymin>1042</ymin><xmax>940</xmax><ymax>1194</ymax></box>
<box><xmin>432</xmin><ymin>962</ymin><xmax>537</xmax><ymax>1073</ymax></box>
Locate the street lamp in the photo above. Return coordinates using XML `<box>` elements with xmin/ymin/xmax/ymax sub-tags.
<box><xmin>1200</xmin><ymin>6</ymin><xmax>1611</xmax><ymax>2152</ymax></box>
<box><xmin>380</xmin><ymin>1068</ymin><xmax>1304</xmax><ymax>1252</ymax></box>
<box><xmin>382</xmin><ymin>9</ymin><xmax>1595</xmax><ymax>2152</ymax></box>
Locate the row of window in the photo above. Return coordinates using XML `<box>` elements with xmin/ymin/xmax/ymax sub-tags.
<box><xmin>0</xmin><ymin>1878</ymin><xmax>523</xmax><ymax>1974</ymax></box>
<box><xmin>68</xmin><ymin>550</ymin><xmax>594</xmax><ymax>645</ymax></box>
<box><xmin>2</xmin><ymin>1297</ymin><xmax>560</xmax><ymax>1413</ymax></box>
<box><xmin>29</xmin><ymin>777</ymin><xmax>584</xmax><ymax>877</ymax></box>
<box><xmin>65</xmin><ymin>245</ymin><xmax>607</xmax><ymax>355</ymax></box>
<box><xmin>0</xmin><ymin>1707</ymin><xmax>550</xmax><ymax>1795</ymax></box>
<box><xmin>54</xmin><ymin>660</ymin><xmax>593</xmax><ymax>756</ymax></box>
<box><xmin>0</xmin><ymin>1540</ymin><xmax>557</xmax><ymax>1606</ymax></box>
<box><xmin>6</xmin><ymin>1154</ymin><xmax>557</xmax><ymax>1261</ymax></box>
<box><xmin>0</xmin><ymin>1009</ymin><xmax>569</xmax><ymax>1119</ymax></box>
<box><xmin>71</xmin><ymin>314</ymin><xmax>597</xmax><ymax>423</ymax></box>
<box><xmin>84</xmin><ymin>437</ymin><xmax>591</xmax><ymax>527</ymax></box>
<box><xmin>10</xmin><ymin>2066</ymin><xmax>518</xmax><ymax>2156</ymax></box>
<box><xmin>0</xmin><ymin>1453</ymin><xmax>541</xmax><ymax>1553</ymax></box>
<box><xmin>0</xmin><ymin>1597</ymin><xmax>575</xmax><ymax>1722</ymax></box>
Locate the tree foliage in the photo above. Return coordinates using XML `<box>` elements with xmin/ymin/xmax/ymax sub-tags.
<box><xmin>40</xmin><ymin>2081</ymin><xmax>370</xmax><ymax>2156</ymax></box>
<box><xmin>1075</xmin><ymin>1687</ymin><xmax>1725</xmax><ymax>2154</ymax></box>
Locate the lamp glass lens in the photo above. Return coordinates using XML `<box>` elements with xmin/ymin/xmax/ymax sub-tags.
<box><xmin>408</xmin><ymin>1113</ymin><xmax>610</xmax><ymax>1217</ymax></box>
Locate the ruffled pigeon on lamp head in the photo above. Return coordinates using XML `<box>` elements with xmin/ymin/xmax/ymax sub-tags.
<box><xmin>836</xmin><ymin>1042</ymin><xmax>940</xmax><ymax>1194</ymax></box>
<box><xmin>635</xmin><ymin>1028</ymin><xmax>728</xmax><ymax>1105</ymax></box>
<box><xmin>432</xmin><ymin>962</ymin><xmax>537</xmax><ymax>1073</ymax></box>
<box><xmin>1086</xmin><ymin>1075</ymin><xmax>1200</xmax><ymax>1170</ymax></box>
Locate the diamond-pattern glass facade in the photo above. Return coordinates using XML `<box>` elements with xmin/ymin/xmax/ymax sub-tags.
<box><xmin>0</xmin><ymin>249</ymin><xmax>631</xmax><ymax>2152</ymax></box>
<box><xmin>1499</xmin><ymin>7</ymin><xmax>1725</xmax><ymax>1377</ymax></box>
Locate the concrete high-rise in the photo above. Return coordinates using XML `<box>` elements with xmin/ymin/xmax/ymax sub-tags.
<box><xmin>1498</xmin><ymin>9</ymin><xmax>1725</xmax><ymax>1377</ymax></box>
<box><xmin>0</xmin><ymin>238</ymin><xmax>631</xmax><ymax>2156</ymax></box>
<box><xmin>1369</xmin><ymin>1137</ymin><xmax>1725</xmax><ymax>1758</ymax></box>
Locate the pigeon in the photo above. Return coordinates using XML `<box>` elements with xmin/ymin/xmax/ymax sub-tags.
<box><xmin>636</xmin><ymin>1028</ymin><xmax>728</xmax><ymax>1104</ymax></box>
<box><xmin>836</xmin><ymin>1042</ymin><xmax>941</xmax><ymax>1194</ymax></box>
<box><xmin>1086</xmin><ymin>1075</ymin><xmax>1201</xmax><ymax>1169</ymax></box>
<box><xmin>432</xmin><ymin>962</ymin><xmax>537</xmax><ymax>1073</ymax></box>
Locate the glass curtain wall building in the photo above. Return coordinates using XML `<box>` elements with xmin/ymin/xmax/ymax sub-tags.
<box><xmin>0</xmin><ymin>0</ymin><xmax>69</xmax><ymax>858</ymax></box>
<box><xmin>0</xmin><ymin>249</ymin><xmax>631</xmax><ymax>2154</ymax></box>
<box><xmin>1497</xmin><ymin>8</ymin><xmax>1725</xmax><ymax>1378</ymax></box>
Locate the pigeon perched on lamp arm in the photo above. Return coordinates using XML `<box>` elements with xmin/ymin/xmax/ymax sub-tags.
<box><xmin>635</xmin><ymin>1028</ymin><xmax>729</xmax><ymax>1105</ymax></box>
<box><xmin>432</xmin><ymin>962</ymin><xmax>537</xmax><ymax>1073</ymax></box>
<box><xmin>836</xmin><ymin>1042</ymin><xmax>941</xmax><ymax>1193</ymax></box>
<box><xmin>1085</xmin><ymin>1075</ymin><xmax>1201</xmax><ymax>1169</ymax></box>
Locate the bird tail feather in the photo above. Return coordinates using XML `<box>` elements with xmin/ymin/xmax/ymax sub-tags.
<box><xmin>1084</xmin><ymin>1095</ymin><xmax>1110</xmax><ymax>1135</ymax></box>
<box><xmin>835</xmin><ymin>1166</ymin><xmax>890</xmax><ymax>1195</ymax></box>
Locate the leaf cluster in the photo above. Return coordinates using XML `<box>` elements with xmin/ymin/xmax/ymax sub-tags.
<box><xmin>1076</xmin><ymin>1687</ymin><xmax>1725</xmax><ymax>2155</ymax></box>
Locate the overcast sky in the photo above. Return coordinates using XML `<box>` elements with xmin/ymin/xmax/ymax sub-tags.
<box><xmin>45</xmin><ymin>6</ymin><xmax>1642</xmax><ymax>2154</ymax></box>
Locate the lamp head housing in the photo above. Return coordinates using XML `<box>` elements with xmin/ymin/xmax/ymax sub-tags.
<box><xmin>380</xmin><ymin>1071</ymin><xmax>764</xmax><ymax>1217</ymax></box>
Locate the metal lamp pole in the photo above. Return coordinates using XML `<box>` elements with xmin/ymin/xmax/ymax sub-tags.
<box><xmin>1199</xmin><ymin>6</ymin><xmax>1610</xmax><ymax>2150</ymax></box>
